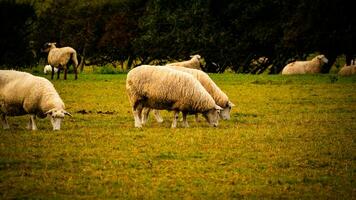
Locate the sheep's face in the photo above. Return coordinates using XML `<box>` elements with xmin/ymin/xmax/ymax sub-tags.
<box><xmin>46</xmin><ymin>109</ymin><xmax>72</xmax><ymax>131</ymax></box>
<box><xmin>202</xmin><ymin>105</ymin><xmax>222</xmax><ymax>127</ymax></box>
<box><xmin>317</xmin><ymin>55</ymin><xmax>328</xmax><ymax>64</ymax></box>
<box><xmin>42</xmin><ymin>42</ymin><xmax>56</xmax><ymax>53</ymax></box>
<box><xmin>220</xmin><ymin>101</ymin><xmax>235</xmax><ymax>120</ymax></box>
<box><xmin>190</xmin><ymin>54</ymin><xmax>201</xmax><ymax>61</ymax></box>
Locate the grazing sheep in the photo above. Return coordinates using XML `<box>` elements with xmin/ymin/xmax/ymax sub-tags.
<box><xmin>0</xmin><ymin>70</ymin><xmax>72</xmax><ymax>130</ymax></box>
<box><xmin>338</xmin><ymin>63</ymin><xmax>356</xmax><ymax>76</ymax></box>
<box><xmin>141</xmin><ymin>65</ymin><xmax>235</xmax><ymax>125</ymax></box>
<box><xmin>281</xmin><ymin>55</ymin><xmax>328</xmax><ymax>75</ymax></box>
<box><xmin>43</xmin><ymin>64</ymin><xmax>58</xmax><ymax>74</ymax></box>
<box><xmin>42</xmin><ymin>42</ymin><xmax>78</xmax><ymax>80</ymax></box>
<box><xmin>166</xmin><ymin>54</ymin><xmax>202</xmax><ymax>70</ymax></box>
<box><xmin>126</xmin><ymin>65</ymin><xmax>222</xmax><ymax>128</ymax></box>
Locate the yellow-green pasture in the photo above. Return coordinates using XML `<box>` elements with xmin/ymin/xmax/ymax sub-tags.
<box><xmin>0</xmin><ymin>73</ymin><xmax>355</xmax><ymax>199</ymax></box>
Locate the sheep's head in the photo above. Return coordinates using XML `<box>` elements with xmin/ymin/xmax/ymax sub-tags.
<box><xmin>316</xmin><ymin>55</ymin><xmax>328</xmax><ymax>64</ymax></box>
<box><xmin>45</xmin><ymin>108</ymin><xmax>72</xmax><ymax>131</ymax></box>
<box><xmin>190</xmin><ymin>54</ymin><xmax>203</xmax><ymax>70</ymax></box>
<box><xmin>190</xmin><ymin>54</ymin><xmax>201</xmax><ymax>61</ymax></box>
<box><xmin>220</xmin><ymin>101</ymin><xmax>235</xmax><ymax>120</ymax></box>
<box><xmin>202</xmin><ymin>105</ymin><xmax>222</xmax><ymax>127</ymax></box>
<box><xmin>42</xmin><ymin>42</ymin><xmax>57</xmax><ymax>53</ymax></box>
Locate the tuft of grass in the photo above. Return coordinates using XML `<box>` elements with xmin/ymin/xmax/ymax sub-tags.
<box><xmin>93</xmin><ymin>65</ymin><xmax>124</xmax><ymax>74</ymax></box>
<box><xmin>0</xmin><ymin>73</ymin><xmax>355</xmax><ymax>199</ymax></box>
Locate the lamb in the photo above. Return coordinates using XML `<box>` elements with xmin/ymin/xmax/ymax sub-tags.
<box><xmin>166</xmin><ymin>54</ymin><xmax>202</xmax><ymax>70</ymax></box>
<box><xmin>338</xmin><ymin>62</ymin><xmax>356</xmax><ymax>76</ymax></box>
<box><xmin>0</xmin><ymin>70</ymin><xmax>72</xmax><ymax>130</ymax></box>
<box><xmin>43</xmin><ymin>64</ymin><xmax>58</xmax><ymax>74</ymax></box>
<box><xmin>42</xmin><ymin>42</ymin><xmax>78</xmax><ymax>80</ymax></box>
<box><xmin>281</xmin><ymin>55</ymin><xmax>328</xmax><ymax>75</ymax></box>
<box><xmin>126</xmin><ymin>65</ymin><xmax>222</xmax><ymax>128</ymax></box>
<box><xmin>141</xmin><ymin>65</ymin><xmax>235</xmax><ymax>125</ymax></box>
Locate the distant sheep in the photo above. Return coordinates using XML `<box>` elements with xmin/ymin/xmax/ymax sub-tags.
<box><xmin>250</xmin><ymin>57</ymin><xmax>269</xmax><ymax>66</ymax></box>
<box><xmin>281</xmin><ymin>55</ymin><xmax>328</xmax><ymax>75</ymax></box>
<box><xmin>42</xmin><ymin>42</ymin><xmax>78</xmax><ymax>80</ymax></box>
<box><xmin>166</xmin><ymin>54</ymin><xmax>202</xmax><ymax>70</ymax></box>
<box><xmin>338</xmin><ymin>61</ymin><xmax>356</xmax><ymax>76</ymax></box>
<box><xmin>126</xmin><ymin>65</ymin><xmax>222</xmax><ymax>128</ymax></box>
<box><xmin>142</xmin><ymin>65</ymin><xmax>234</xmax><ymax>125</ymax></box>
<box><xmin>0</xmin><ymin>70</ymin><xmax>72</xmax><ymax>130</ymax></box>
<box><xmin>44</xmin><ymin>64</ymin><xmax>58</xmax><ymax>74</ymax></box>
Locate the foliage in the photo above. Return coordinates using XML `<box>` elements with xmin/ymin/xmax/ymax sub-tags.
<box><xmin>1</xmin><ymin>0</ymin><xmax>355</xmax><ymax>73</ymax></box>
<box><xmin>0</xmin><ymin>73</ymin><xmax>355</xmax><ymax>198</ymax></box>
<box><xmin>0</xmin><ymin>1</ymin><xmax>36</xmax><ymax>67</ymax></box>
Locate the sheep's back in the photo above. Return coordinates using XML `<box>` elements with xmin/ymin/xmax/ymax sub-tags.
<box><xmin>48</xmin><ymin>47</ymin><xmax>75</xmax><ymax>66</ymax></box>
<box><xmin>127</xmin><ymin>66</ymin><xmax>215</xmax><ymax>111</ymax></box>
<box><xmin>166</xmin><ymin>65</ymin><xmax>228</xmax><ymax>106</ymax></box>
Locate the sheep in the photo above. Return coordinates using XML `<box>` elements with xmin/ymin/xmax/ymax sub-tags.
<box><xmin>0</xmin><ymin>70</ymin><xmax>72</xmax><ymax>130</ymax></box>
<box><xmin>338</xmin><ymin>62</ymin><xmax>356</xmax><ymax>76</ymax></box>
<box><xmin>281</xmin><ymin>55</ymin><xmax>328</xmax><ymax>75</ymax></box>
<box><xmin>43</xmin><ymin>64</ymin><xmax>58</xmax><ymax>74</ymax></box>
<box><xmin>166</xmin><ymin>54</ymin><xmax>202</xmax><ymax>70</ymax></box>
<box><xmin>42</xmin><ymin>42</ymin><xmax>78</xmax><ymax>80</ymax></box>
<box><xmin>141</xmin><ymin>65</ymin><xmax>235</xmax><ymax>125</ymax></box>
<box><xmin>126</xmin><ymin>65</ymin><xmax>222</xmax><ymax>128</ymax></box>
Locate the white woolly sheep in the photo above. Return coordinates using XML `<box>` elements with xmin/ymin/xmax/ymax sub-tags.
<box><xmin>141</xmin><ymin>65</ymin><xmax>235</xmax><ymax>125</ymax></box>
<box><xmin>166</xmin><ymin>54</ymin><xmax>202</xmax><ymax>70</ymax></box>
<box><xmin>42</xmin><ymin>42</ymin><xmax>78</xmax><ymax>80</ymax></box>
<box><xmin>0</xmin><ymin>70</ymin><xmax>72</xmax><ymax>130</ymax></box>
<box><xmin>338</xmin><ymin>63</ymin><xmax>356</xmax><ymax>76</ymax></box>
<box><xmin>281</xmin><ymin>55</ymin><xmax>328</xmax><ymax>75</ymax></box>
<box><xmin>126</xmin><ymin>65</ymin><xmax>222</xmax><ymax>128</ymax></box>
<box><xmin>44</xmin><ymin>64</ymin><xmax>58</xmax><ymax>74</ymax></box>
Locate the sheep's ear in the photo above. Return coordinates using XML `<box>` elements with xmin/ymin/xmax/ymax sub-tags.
<box><xmin>228</xmin><ymin>101</ymin><xmax>235</xmax><ymax>107</ymax></box>
<box><xmin>45</xmin><ymin>109</ymin><xmax>54</xmax><ymax>115</ymax></box>
<box><xmin>214</xmin><ymin>105</ymin><xmax>223</xmax><ymax>110</ymax></box>
<box><xmin>64</xmin><ymin>111</ymin><xmax>72</xmax><ymax>117</ymax></box>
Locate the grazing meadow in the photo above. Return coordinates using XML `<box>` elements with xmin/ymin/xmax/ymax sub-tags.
<box><xmin>0</xmin><ymin>72</ymin><xmax>355</xmax><ymax>199</ymax></box>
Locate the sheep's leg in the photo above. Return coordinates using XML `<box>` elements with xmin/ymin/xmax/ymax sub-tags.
<box><xmin>182</xmin><ymin>112</ymin><xmax>189</xmax><ymax>128</ymax></box>
<box><xmin>195</xmin><ymin>113</ymin><xmax>200</xmax><ymax>122</ymax></box>
<box><xmin>74</xmin><ymin>65</ymin><xmax>78</xmax><ymax>80</ymax></box>
<box><xmin>57</xmin><ymin>68</ymin><xmax>61</xmax><ymax>80</ymax></box>
<box><xmin>171</xmin><ymin>111</ymin><xmax>179</xmax><ymax>128</ymax></box>
<box><xmin>141</xmin><ymin>107</ymin><xmax>150</xmax><ymax>125</ymax></box>
<box><xmin>64</xmin><ymin>66</ymin><xmax>67</xmax><ymax>80</ymax></box>
<box><xmin>133</xmin><ymin>104</ymin><xmax>143</xmax><ymax>128</ymax></box>
<box><xmin>1</xmin><ymin>114</ymin><xmax>9</xmax><ymax>129</ymax></box>
<box><xmin>27</xmin><ymin>115</ymin><xmax>37</xmax><ymax>131</ymax></box>
<box><xmin>51</xmin><ymin>67</ymin><xmax>54</xmax><ymax>80</ymax></box>
<box><xmin>153</xmin><ymin>110</ymin><xmax>164</xmax><ymax>123</ymax></box>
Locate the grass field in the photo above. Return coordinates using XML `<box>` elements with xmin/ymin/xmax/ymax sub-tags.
<box><xmin>0</xmin><ymin>72</ymin><xmax>355</xmax><ymax>199</ymax></box>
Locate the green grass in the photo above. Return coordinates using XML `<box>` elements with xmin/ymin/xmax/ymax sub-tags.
<box><xmin>0</xmin><ymin>72</ymin><xmax>355</xmax><ymax>199</ymax></box>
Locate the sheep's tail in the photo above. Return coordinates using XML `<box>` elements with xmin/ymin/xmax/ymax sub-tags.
<box><xmin>71</xmin><ymin>51</ymin><xmax>79</xmax><ymax>68</ymax></box>
<box><xmin>71</xmin><ymin>51</ymin><xmax>79</xmax><ymax>79</ymax></box>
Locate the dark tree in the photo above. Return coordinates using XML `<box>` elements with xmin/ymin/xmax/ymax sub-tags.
<box><xmin>0</xmin><ymin>1</ymin><xmax>36</xmax><ymax>68</ymax></box>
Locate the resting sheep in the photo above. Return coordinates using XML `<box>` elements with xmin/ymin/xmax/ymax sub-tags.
<box><xmin>0</xmin><ymin>70</ymin><xmax>72</xmax><ymax>130</ymax></box>
<box><xmin>126</xmin><ymin>65</ymin><xmax>222</xmax><ymax>128</ymax></box>
<box><xmin>42</xmin><ymin>42</ymin><xmax>78</xmax><ymax>80</ymax></box>
<box><xmin>166</xmin><ymin>54</ymin><xmax>202</xmax><ymax>70</ymax></box>
<box><xmin>44</xmin><ymin>64</ymin><xmax>58</xmax><ymax>74</ymax></box>
<box><xmin>141</xmin><ymin>65</ymin><xmax>235</xmax><ymax>125</ymax></box>
<box><xmin>338</xmin><ymin>62</ymin><xmax>356</xmax><ymax>76</ymax></box>
<box><xmin>281</xmin><ymin>55</ymin><xmax>328</xmax><ymax>75</ymax></box>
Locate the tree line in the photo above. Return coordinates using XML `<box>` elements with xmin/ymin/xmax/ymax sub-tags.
<box><xmin>0</xmin><ymin>0</ymin><xmax>355</xmax><ymax>73</ymax></box>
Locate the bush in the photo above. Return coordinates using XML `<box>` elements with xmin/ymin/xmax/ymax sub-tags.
<box><xmin>94</xmin><ymin>65</ymin><xmax>123</xmax><ymax>74</ymax></box>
